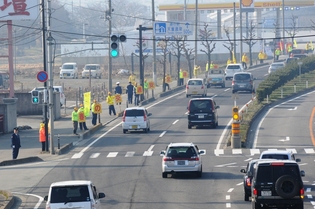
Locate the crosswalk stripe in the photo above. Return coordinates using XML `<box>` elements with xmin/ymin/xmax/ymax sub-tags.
<box><xmin>125</xmin><ymin>152</ymin><xmax>135</xmax><ymax>157</ymax></box>
<box><xmin>107</xmin><ymin>152</ymin><xmax>118</xmax><ymax>158</ymax></box>
<box><xmin>305</xmin><ymin>148</ymin><xmax>315</xmax><ymax>154</ymax></box>
<box><xmin>286</xmin><ymin>148</ymin><xmax>297</xmax><ymax>153</ymax></box>
<box><xmin>90</xmin><ymin>153</ymin><xmax>100</xmax><ymax>158</ymax></box>
<box><xmin>250</xmin><ymin>149</ymin><xmax>260</xmax><ymax>155</ymax></box>
<box><xmin>232</xmin><ymin>149</ymin><xmax>242</xmax><ymax>154</ymax></box>
<box><xmin>214</xmin><ymin>149</ymin><xmax>224</xmax><ymax>156</ymax></box>
<box><xmin>143</xmin><ymin>151</ymin><xmax>154</xmax><ymax>156</ymax></box>
<box><xmin>71</xmin><ymin>153</ymin><xmax>83</xmax><ymax>159</ymax></box>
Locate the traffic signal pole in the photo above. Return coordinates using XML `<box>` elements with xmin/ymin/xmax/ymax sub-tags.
<box><xmin>108</xmin><ymin>0</ymin><xmax>113</xmax><ymax>94</ymax></box>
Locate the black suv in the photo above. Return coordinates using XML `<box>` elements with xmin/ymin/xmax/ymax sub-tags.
<box><xmin>187</xmin><ymin>98</ymin><xmax>219</xmax><ymax>129</ymax></box>
<box><xmin>251</xmin><ymin>160</ymin><xmax>305</xmax><ymax>209</ymax></box>
<box><xmin>240</xmin><ymin>159</ymin><xmax>261</xmax><ymax>201</ymax></box>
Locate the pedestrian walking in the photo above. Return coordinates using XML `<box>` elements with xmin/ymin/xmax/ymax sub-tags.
<box><xmin>106</xmin><ymin>92</ymin><xmax>116</xmax><ymax>116</ymax></box>
<box><xmin>134</xmin><ymin>83</ymin><xmax>139</xmax><ymax>106</ymax></box>
<box><xmin>258</xmin><ymin>51</ymin><xmax>265</xmax><ymax>64</ymax></box>
<box><xmin>144</xmin><ymin>79</ymin><xmax>149</xmax><ymax>99</ymax></box>
<box><xmin>72</xmin><ymin>107</ymin><xmax>79</xmax><ymax>135</ymax></box>
<box><xmin>11</xmin><ymin>127</ymin><xmax>21</xmax><ymax>159</ymax></box>
<box><xmin>128</xmin><ymin>73</ymin><xmax>136</xmax><ymax>85</ymax></box>
<box><xmin>179</xmin><ymin>69</ymin><xmax>184</xmax><ymax>86</ymax></box>
<box><xmin>114</xmin><ymin>82</ymin><xmax>122</xmax><ymax>105</ymax></box>
<box><xmin>78</xmin><ymin>104</ymin><xmax>89</xmax><ymax>131</ymax></box>
<box><xmin>39</xmin><ymin>122</ymin><xmax>46</xmax><ymax>152</ymax></box>
<box><xmin>91</xmin><ymin>100</ymin><xmax>98</xmax><ymax>126</ymax></box>
<box><xmin>242</xmin><ymin>53</ymin><xmax>248</xmax><ymax>69</ymax></box>
<box><xmin>126</xmin><ymin>81</ymin><xmax>134</xmax><ymax>104</ymax></box>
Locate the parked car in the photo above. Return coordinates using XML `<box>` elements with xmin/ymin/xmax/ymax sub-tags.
<box><xmin>122</xmin><ymin>107</ymin><xmax>151</xmax><ymax>133</ymax></box>
<box><xmin>231</xmin><ymin>72</ymin><xmax>255</xmax><ymax>94</ymax></box>
<box><xmin>59</xmin><ymin>62</ymin><xmax>78</xmax><ymax>79</ymax></box>
<box><xmin>187</xmin><ymin>97</ymin><xmax>219</xmax><ymax>129</ymax></box>
<box><xmin>160</xmin><ymin>142</ymin><xmax>205</xmax><ymax>178</ymax></box>
<box><xmin>251</xmin><ymin>160</ymin><xmax>305</xmax><ymax>209</ymax></box>
<box><xmin>117</xmin><ymin>69</ymin><xmax>130</xmax><ymax>75</ymax></box>
<box><xmin>82</xmin><ymin>64</ymin><xmax>102</xmax><ymax>79</ymax></box>
<box><xmin>185</xmin><ymin>78</ymin><xmax>207</xmax><ymax>98</ymax></box>
<box><xmin>268</xmin><ymin>62</ymin><xmax>285</xmax><ymax>74</ymax></box>
<box><xmin>285</xmin><ymin>57</ymin><xmax>299</xmax><ymax>65</ymax></box>
<box><xmin>44</xmin><ymin>180</ymin><xmax>105</xmax><ymax>209</ymax></box>
<box><xmin>225</xmin><ymin>63</ymin><xmax>244</xmax><ymax>80</ymax></box>
<box><xmin>292</xmin><ymin>54</ymin><xmax>308</xmax><ymax>59</ymax></box>
<box><xmin>259</xmin><ymin>150</ymin><xmax>301</xmax><ymax>162</ymax></box>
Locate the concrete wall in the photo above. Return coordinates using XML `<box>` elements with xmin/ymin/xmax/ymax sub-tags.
<box><xmin>0</xmin><ymin>98</ymin><xmax>17</xmax><ymax>133</ymax></box>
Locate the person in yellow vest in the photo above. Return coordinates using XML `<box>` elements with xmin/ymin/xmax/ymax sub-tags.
<box><xmin>179</xmin><ymin>69</ymin><xmax>184</xmax><ymax>86</ymax></box>
<box><xmin>106</xmin><ymin>92</ymin><xmax>116</xmax><ymax>116</ymax></box>
<box><xmin>210</xmin><ymin>61</ymin><xmax>214</xmax><ymax>69</ymax></box>
<box><xmin>128</xmin><ymin>73</ymin><xmax>136</xmax><ymax>85</ymax></box>
<box><xmin>72</xmin><ymin>107</ymin><xmax>79</xmax><ymax>135</ymax></box>
<box><xmin>241</xmin><ymin>53</ymin><xmax>248</xmax><ymax>69</ymax></box>
<box><xmin>144</xmin><ymin>79</ymin><xmax>149</xmax><ymax>99</ymax></box>
<box><xmin>193</xmin><ymin>65</ymin><xmax>200</xmax><ymax>78</ymax></box>
<box><xmin>287</xmin><ymin>44</ymin><xmax>292</xmax><ymax>54</ymax></box>
<box><xmin>91</xmin><ymin>99</ymin><xmax>98</xmax><ymax>126</ymax></box>
<box><xmin>205</xmin><ymin>62</ymin><xmax>209</xmax><ymax>73</ymax></box>
<box><xmin>258</xmin><ymin>51</ymin><xmax>265</xmax><ymax>64</ymax></box>
<box><xmin>78</xmin><ymin>104</ymin><xmax>89</xmax><ymax>131</ymax></box>
<box><xmin>226</xmin><ymin>58</ymin><xmax>231</xmax><ymax>66</ymax></box>
<box><xmin>163</xmin><ymin>74</ymin><xmax>171</xmax><ymax>90</ymax></box>
<box><xmin>275</xmin><ymin>48</ymin><xmax>281</xmax><ymax>60</ymax></box>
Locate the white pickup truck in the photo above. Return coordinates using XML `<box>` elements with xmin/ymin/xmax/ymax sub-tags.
<box><xmin>206</xmin><ymin>69</ymin><xmax>226</xmax><ymax>88</ymax></box>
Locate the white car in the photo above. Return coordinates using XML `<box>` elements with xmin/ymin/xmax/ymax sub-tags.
<box><xmin>44</xmin><ymin>180</ymin><xmax>105</xmax><ymax>209</ymax></box>
<box><xmin>268</xmin><ymin>62</ymin><xmax>285</xmax><ymax>74</ymax></box>
<box><xmin>160</xmin><ymin>142</ymin><xmax>205</xmax><ymax>178</ymax></box>
<box><xmin>122</xmin><ymin>107</ymin><xmax>151</xmax><ymax>133</ymax></box>
<box><xmin>259</xmin><ymin>150</ymin><xmax>301</xmax><ymax>162</ymax></box>
<box><xmin>59</xmin><ymin>62</ymin><xmax>78</xmax><ymax>79</ymax></box>
<box><xmin>82</xmin><ymin>64</ymin><xmax>102</xmax><ymax>79</ymax></box>
<box><xmin>185</xmin><ymin>78</ymin><xmax>207</xmax><ymax>98</ymax></box>
<box><xmin>225</xmin><ymin>63</ymin><xmax>244</xmax><ymax>80</ymax></box>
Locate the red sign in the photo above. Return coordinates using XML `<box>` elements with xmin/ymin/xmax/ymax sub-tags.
<box><xmin>148</xmin><ymin>81</ymin><xmax>155</xmax><ymax>90</ymax></box>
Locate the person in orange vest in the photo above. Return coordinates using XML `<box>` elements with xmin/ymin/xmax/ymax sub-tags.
<box><xmin>39</xmin><ymin>122</ymin><xmax>46</xmax><ymax>152</ymax></box>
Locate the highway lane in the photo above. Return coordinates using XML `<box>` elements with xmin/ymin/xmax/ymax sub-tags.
<box><xmin>0</xmin><ymin>64</ymin><xmax>277</xmax><ymax>209</ymax></box>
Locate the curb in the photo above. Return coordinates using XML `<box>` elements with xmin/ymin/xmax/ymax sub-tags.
<box><xmin>0</xmin><ymin>157</ymin><xmax>43</xmax><ymax>167</ymax></box>
<box><xmin>0</xmin><ymin>190</ymin><xmax>14</xmax><ymax>209</ymax></box>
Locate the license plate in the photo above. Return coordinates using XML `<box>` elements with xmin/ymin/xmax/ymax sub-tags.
<box><xmin>198</xmin><ymin>115</ymin><xmax>204</xmax><ymax>118</ymax></box>
<box><xmin>177</xmin><ymin>161</ymin><xmax>185</xmax><ymax>165</ymax></box>
<box><xmin>239</xmin><ymin>85</ymin><xmax>245</xmax><ymax>87</ymax></box>
<box><xmin>261</xmin><ymin>191</ymin><xmax>272</xmax><ymax>196</ymax></box>
<box><xmin>192</xmin><ymin>91</ymin><xmax>197</xmax><ymax>94</ymax></box>
<box><xmin>132</xmin><ymin>125</ymin><xmax>138</xmax><ymax>129</ymax></box>
<box><xmin>213</xmin><ymin>81</ymin><xmax>217</xmax><ymax>83</ymax></box>
<box><xmin>63</xmin><ymin>73</ymin><xmax>68</xmax><ymax>76</ymax></box>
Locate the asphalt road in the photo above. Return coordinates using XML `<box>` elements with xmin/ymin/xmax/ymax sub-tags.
<box><xmin>1</xmin><ymin>64</ymin><xmax>315</xmax><ymax>209</ymax></box>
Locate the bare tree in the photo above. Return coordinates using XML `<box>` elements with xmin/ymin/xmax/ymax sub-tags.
<box><xmin>199</xmin><ymin>23</ymin><xmax>216</xmax><ymax>65</ymax></box>
<box><xmin>133</xmin><ymin>39</ymin><xmax>149</xmax><ymax>77</ymax></box>
<box><xmin>243</xmin><ymin>21</ymin><xmax>257</xmax><ymax>66</ymax></box>
<box><xmin>181</xmin><ymin>40</ymin><xmax>195</xmax><ymax>79</ymax></box>
<box><xmin>157</xmin><ymin>37</ymin><xmax>170</xmax><ymax>92</ymax></box>
<box><xmin>223</xmin><ymin>27</ymin><xmax>235</xmax><ymax>61</ymax></box>
<box><xmin>285</xmin><ymin>14</ymin><xmax>299</xmax><ymax>46</ymax></box>
<box><xmin>170</xmin><ymin>36</ymin><xmax>185</xmax><ymax>86</ymax></box>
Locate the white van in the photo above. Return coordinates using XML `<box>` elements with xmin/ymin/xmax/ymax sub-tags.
<box><xmin>60</xmin><ymin>62</ymin><xmax>78</xmax><ymax>79</ymax></box>
<box><xmin>82</xmin><ymin>64</ymin><xmax>102</xmax><ymax>79</ymax></box>
<box><xmin>44</xmin><ymin>180</ymin><xmax>105</xmax><ymax>209</ymax></box>
<box><xmin>225</xmin><ymin>63</ymin><xmax>244</xmax><ymax>80</ymax></box>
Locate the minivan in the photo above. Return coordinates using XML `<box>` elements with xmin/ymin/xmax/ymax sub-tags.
<box><xmin>187</xmin><ymin>98</ymin><xmax>219</xmax><ymax>129</ymax></box>
<box><xmin>60</xmin><ymin>62</ymin><xmax>78</xmax><ymax>79</ymax></box>
<box><xmin>232</xmin><ymin>72</ymin><xmax>255</xmax><ymax>94</ymax></box>
<box><xmin>186</xmin><ymin>78</ymin><xmax>207</xmax><ymax>98</ymax></box>
<box><xmin>82</xmin><ymin>64</ymin><xmax>102</xmax><ymax>79</ymax></box>
<box><xmin>44</xmin><ymin>180</ymin><xmax>105</xmax><ymax>209</ymax></box>
<box><xmin>122</xmin><ymin>107</ymin><xmax>152</xmax><ymax>133</ymax></box>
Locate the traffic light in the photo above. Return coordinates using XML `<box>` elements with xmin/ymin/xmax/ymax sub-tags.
<box><xmin>32</xmin><ymin>90</ymin><xmax>39</xmax><ymax>104</ymax></box>
<box><xmin>110</xmin><ymin>34</ymin><xmax>127</xmax><ymax>58</ymax></box>
<box><xmin>232</xmin><ymin>106</ymin><xmax>239</xmax><ymax>120</ymax></box>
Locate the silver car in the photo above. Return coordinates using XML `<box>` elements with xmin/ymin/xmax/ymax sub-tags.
<box><xmin>160</xmin><ymin>142</ymin><xmax>205</xmax><ymax>178</ymax></box>
<box><xmin>122</xmin><ymin>107</ymin><xmax>151</xmax><ymax>133</ymax></box>
<box><xmin>268</xmin><ymin>62</ymin><xmax>285</xmax><ymax>74</ymax></box>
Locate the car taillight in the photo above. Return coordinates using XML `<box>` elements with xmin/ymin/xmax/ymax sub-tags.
<box><xmin>232</xmin><ymin>80</ymin><xmax>235</xmax><ymax>85</ymax></box>
<box><xmin>188</xmin><ymin>156</ymin><xmax>200</xmax><ymax>161</ymax></box>
<box><xmin>186</xmin><ymin>85</ymin><xmax>189</xmax><ymax>89</ymax></box>
<box><xmin>201</xmin><ymin>85</ymin><xmax>204</xmax><ymax>89</ymax></box>
<box><xmin>163</xmin><ymin>157</ymin><xmax>174</xmax><ymax>161</ymax></box>
<box><xmin>122</xmin><ymin>111</ymin><xmax>126</xmax><ymax>122</ymax></box>
<box><xmin>300</xmin><ymin>188</ymin><xmax>304</xmax><ymax>199</ymax></box>
<box><xmin>246</xmin><ymin>178</ymin><xmax>251</xmax><ymax>187</ymax></box>
<box><xmin>144</xmin><ymin>114</ymin><xmax>147</xmax><ymax>121</ymax></box>
<box><xmin>253</xmin><ymin>188</ymin><xmax>257</xmax><ymax>196</ymax></box>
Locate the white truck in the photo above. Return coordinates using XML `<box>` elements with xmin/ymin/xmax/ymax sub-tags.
<box><xmin>206</xmin><ymin>69</ymin><xmax>226</xmax><ymax>88</ymax></box>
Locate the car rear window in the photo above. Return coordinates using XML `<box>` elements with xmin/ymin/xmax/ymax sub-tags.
<box><xmin>62</xmin><ymin>65</ymin><xmax>74</xmax><ymax>69</ymax></box>
<box><xmin>188</xmin><ymin>80</ymin><xmax>202</xmax><ymax>85</ymax></box>
<box><xmin>227</xmin><ymin>65</ymin><xmax>241</xmax><ymax>70</ymax></box>
<box><xmin>85</xmin><ymin>65</ymin><xmax>97</xmax><ymax>70</ymax></box>
<box><xmin>189</xmin><ymin>100</ymin><xmax>213</xmax><ymax>112</ymax></box>
<box><xmin>50</xmin><ymin>185</ymin><xmax>90</xmax><ymax>203</ymax></box>
<box><xmin>271</xmin><ymin>63</ymin><xmax>284</xmax><ymax>67</ymax></box>
<box><xmin>256</xmin><ymin>165</ymin><xmax>300</xmax><ymax>182</ymax></box>
<box><xmin>167</xmin><ymin>146</ymin><xmax>197</xmax><ymax>157</ymax></box>
<box><xmin>234</xmin><ymin>74</ymin><xmax>250</xmax><ymax>80</ymax></box>
<box><xmin>261</xmin><ymin>154</ymin><xmax>289</xmax><ymax>160</ymax></box>
<box><xmin>125</xmin><ymin>109</ymin><xmax>144</xmax><ymax>116</ymax></box>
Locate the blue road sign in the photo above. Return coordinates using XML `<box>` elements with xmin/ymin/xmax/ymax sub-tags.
<box><xmin>37</xmin><ymin>71</ymin><xmax>48</xmax><ymax>82</ymax></box>
<box><xmin>154</xmin><ymin>21</ymin><xmax>193</xmax><ymax>37</ymax></box>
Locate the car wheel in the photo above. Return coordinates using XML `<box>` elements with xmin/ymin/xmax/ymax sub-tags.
<box><xmin>197</xmin><ymin>166</ymin><xmax>202</xmax><ymax>178</ymax></box>
<box><xmin>82</xmin><ymin>77</ymin><xmax>85</xmax><ymax>79</ymax></box>
<box><xmin>143</xmin><ymin>128</ymin><xmax>148</xmax><ymax>133</ymax></box>
<box><xmin>244</xmin><ymin>193</ymin><xmax>249</xmax><ymax>201</ymax></box>
<box><xmin>275</xmin><ymin>175</ymin><xmax>299</xmax><ymax>199</ymax></box>
<box><xmin>207</xmin><ymin>84</ymin><xmax>211</xmax><ymax>88</ymax></box>
<box><xmin>162</xmin><ymin>172</ymin><xmax>167</xmax><ymax>178</ymax></box>
<box><xmin>251</xmin><ymin>201</ymin><xmax>262</xmax><ymax>209</ymax></box>
<box><xmin>123</xmin><ymin>129</ymin><xmax>127</xmax><ymax>134</ymax></box>
<box><xmin>232</xmin><ymin>90</ymin><xmax>236</xmax><ymax>94</ymax></box>
<box><xmin>186</xmin><ymin>94</ymin><xmax>188</xmax><ymax>98</ymax></box>
<box><xmin>99</xmin><ymin>74</ymin><xmax>102</xmax><ymax>79</ymax></box>
<box><xmin>222</xmin><ymin>83</ymin><xmax>225</xmax><ymax>88</ymax></box>
<box><xmin>188</xmin><ymin>124</ymin><xmax>192</xmax><ymax>129</ymax></box>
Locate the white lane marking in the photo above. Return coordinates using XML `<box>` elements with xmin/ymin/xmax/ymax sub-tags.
<box><xmin>125</xmin><ymin>152</ymin><xmax>135</xmax><ymax>157</ymax></box>
<box><xmin>159</xmin><ymin>131</ymin><xmax>167</xmax><ymax>137</ymax></box>
<box><xmin>224</xmin><ymin>88</ymin><xmax>230</xmax><ymax>92</ymax></box>
<box><xmin>305</xmin><ymin>148</ymin><xmax>315</xmax><ymax>154</ymax></box>
<box><xmin>227</xmin><ymin>188</ymin><xmax>234</xmax><ymax>193</ymax></box>
<box><xmin>288</xmin><ymin>106</ymin><xmax>297</xmax><ymax>110</ymax></box>
<box><xmin>245</xmin><ymin>158</ymin><xmax>253</xmax><ymax>161</ymax></box>
<box><xmin>215</xmin><ymin>162</ymin><xmax>237</xmax><ymax>168</ymax></box>
<box><xmin>143</xmin><ymin>145</ymin><xmax>155</xmax><ymax>156</ymax></box>
<box><xmin>12</xmin><ymin>192</ymin><xmax>43</xmax><ymax>209</ymax></box>
<box><xmin>286</xmin><ymin>148</ymin><xmax>296</xmax><ymax>153</ymax></box>
<box><xmin>90</xmin><ymin>153</ymin><xmax>100</xmax><ymax>158</ymax></box>
<box><xmin>172</xmin><ymin>120</ymin><xmax>179</xmax><ymax>125</ymax></box>
<box><xmin>307</xmin><ymin>194</ymin><xmax>313</xmax><ymax>199</ymax></box>
<box><xmin>250</xmin><ymin>149</ymin><xmax>260</xmax><ymax>155</ymax></box>
<box><xmin>299</xmin><ymin>163</ymin><xmax>308</xmax><ymax>166</ymax></box>
<box><xmin>226</xmin><ymin>203</ymin><xmax>231</xmax><ymax>208</ymax></box>
<box><xmin>214</xmin><ymin>149</ymin><xmax>224</xmax><ymax>156</ymax></box>
<box><xmin>72</xmin><ymin>153</ymin><xmax>84</xmax><ymax>159</ymax></box>
<box><xmin>236</xmin><ymin>182</ymin><xmax>243</xmax><ymax>186</ymax></box>
<box><xmin>306</xmin><ymin>188</ymin><xmax>312</xmax><ymax>192</ymax></box>
<box><xmin>279</xmin><ymin>136</ymin><xmax>290</xmax><ymax>142</ymax></box>
<box><xmin>107</xmin><ymin>152</ymin><xmax>118</xmax><ymax>157</ymax></box>
<box><xmin>226</xmin><ymin>195</ymin><xmax>230</xmax><ymax>200</ymax></box>
<box><xmin>311</xmin><ymin>201</ymin><xmax>315</xmax><ymax>205</ymax></box>
<box><xmin>232</xmin><ymin>149</ymin><xmax>242</xmax><ymax>154</ymax></box>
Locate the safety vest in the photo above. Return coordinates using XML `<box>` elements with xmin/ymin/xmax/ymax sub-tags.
<box><xmin>205</xmin><ymin>63</ymin><xmax>209</xmax><ymax>72</ymax></box>
<box><xmin>258</xmin><ymin>53</ymin><xmax>265</xmax><ymax>60</ymax></box>
<box><xmin>288</xmin><ymin>45</ymin><xmax>292</xmax><ymax>52</ymax></box>
<box><xmin>179</xmin><ymin>71</ymin><xmax>183</xmax><ymax>78</ymax></box>
<box><xmin>106</xmin><ymin>95</ymin><xmax>114</xmax><ymax>105</ymax></box>
<box><xmin>39</xmin><ymin>127</ymin><xmax>46</xmax><ymax>142</ymax></box>
<box><xmin>72</xmin><ymin>110</ymin><xmax>78</xmax><ymax>121</ymax></box>
<box><xmin>242</xmin><ymin>55</ymin><xmax>248</xmax><ymax>62</ymax></box>
<box><xmin>194</xmin><ymin>67</ymin><xmax>199</xmax><ymax>75</ymax></box>
<box><xmin>144</xmin><ymin>81</ymin><xmax>148</xmax><ymax>90</ymax></box>
<box><xmin>210</xmin><ymin>63</ymin><xmax>214</xmax><ymax>69</ymax></box>
<box><xmin>275</xmin><ymin>49</ymin><xmax>281</xmax><ymax>55</ymax></box>
<box><xmin>227</xmin><ymin>59</ymin><xmax>231</xmax><ymax>65</ymax></box>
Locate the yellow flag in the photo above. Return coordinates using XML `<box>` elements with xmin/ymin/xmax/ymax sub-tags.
<box><xmin>310</xmin><ymin>41</ymin><xmax>314</xmax><ymax>49</ymax></box>
<box><xmin>232</xmin><ymin>51</ymin><xmax>236</xmax><ymax>63</ymax></box>
<box><xmin>293</xmin><ymin>39</ymin><xmax>297</xmax><ymax>48</ymax></box>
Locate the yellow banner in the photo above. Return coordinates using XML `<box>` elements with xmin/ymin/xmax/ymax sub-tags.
<box><xmin>84</xmin><ymin>92</ymin><xmax>91</xmax><ymax>117</ymax></box>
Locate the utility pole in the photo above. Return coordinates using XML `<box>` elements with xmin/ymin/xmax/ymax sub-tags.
<box><xmin>282</xmin><ymin>0</ymin><xmax>286</xmax><ymax>55</ymax></box>
<box><xmin>151</xmin><ymin>0</ymin><xmax>157</xmax><ymax>86</ymax></box>
<box><xmin>47</xmin><ymin>0</ymin><xmax>55</xmax><ymax>154</ymax></box>
<box><xmin>41</xmin><ymin>0</ymin><xmax>49</xmax><ymax>152</ymax></box>
<box><xmin>194</xmin><ymin>0</ymin><xmax>198</xmax><ymax>66</ymax></box>
<box><xmin>108</xmin><ymin>0</ymin><xmax>113</xmax><ymax>93</ymax></box>
<box><xmin>239</xmin><ymin>0</ymin><xmax>243</xmax><ymax>62</ymax></box>
<box><xmin>233</xmin><ymin>2</ymin><xmax>236</xmax><ymax>59</ymax></box>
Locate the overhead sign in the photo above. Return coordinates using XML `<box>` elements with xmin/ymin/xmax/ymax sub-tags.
<box><xmin>154</xmin><ymin>21</ymin><xmax>193</xmax><ymax>36</ymax></box>
<box><xmin>0</xmin><ymin>0</ymin><xmax>39</xmax><ymax>20</ymax></box>
<box><xmin>37</xmin><ymin>71</ymin><xmax>48</xmax><ymax>82</ymax></box>
<box><xmin>241</xmin><ymin>0</ymin><xmax>255</xmax><ymax>12</ymax></box>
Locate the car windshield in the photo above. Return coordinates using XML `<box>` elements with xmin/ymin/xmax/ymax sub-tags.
<box><xmin>125</xmin><ymin>109</ymin><xmax>144</xmax><ymax>116</ymax></box>
<box><xmin>62</xmin><ymin>65</ymin><xmax>74</xmax><ymax>69</ymax></box>
<box><xmin>167</xmin><ymin>146</ymin><xmax>197</xmax><ymax>158</ymax></box>
<box><xmin>50</xmin><ymin>185</ymin><xmax>90</xmax><ymax>203</ymax></box>
<box><xmin>85</xmin><ymin>65</ymin><xmax>97</xmax><ymax>70</ymax></box>
<box><xmin>189</xmin><ymin>100</ymin><xmax>213</xmax><ymax>112</ymax></box>
<box><xmin>188</xmin><ymin>80</ymin><xmax>202</xmax><ymax>85</ymax></box>
<box><xmin>210</xmin><ymin>70</ymin><xmax>223</xmax><ymax>74</ymax></box>
<box><xmin>234</xmin><ymin>74</ymin><xmax>250</xmax><ymax>80</ymax></box>
<box><xmin>271</xmin><ymin>63</ymin><xmax>284</xmax><ymax>67</ymax></box>
<box><xmin>227</xmin><ymin>65</ymin><xmax>241</xmax><ymax>70</ymax></box>
<box><xmin>256</xmin><ymin>165</ymin><xmax>300</xmax><ymax>182</ymax></box>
